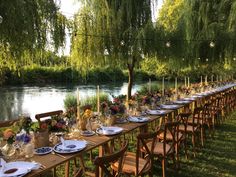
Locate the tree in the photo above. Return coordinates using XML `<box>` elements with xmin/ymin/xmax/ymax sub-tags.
<box><xmin>0</xmin><ymin>0</ymin><xmax>66</xmax><ymax>70</ymax></box>
<box><xmin>71</xmin><ymin>0</ymin><xmax>155</xmax><ymax>99</ymax></box>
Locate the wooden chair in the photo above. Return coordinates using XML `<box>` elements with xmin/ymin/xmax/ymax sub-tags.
<box><xmin>74</xmin><ymin>168</ymin><xmax>83</xmax><ymax>177</ymax></box>
<box><xmin>154</xmin><ymin>122</ymin><xmax>180</xmax><ymax>177</ymax></box>
<box><xmin>89</xmin><ymin>141</ymin><xmax>129</xmax><ymax>177</ymax></box>
<box><xmin>178</xmin><ymin>112</ymin><xmax>200</xmax><ymax>158</ymax></box>
<box><xmin>35</xmin><ymin>110</ymin><xmax>63</xmax><ymax>124</ymax></box>
<box><xmin>112</xmin><ymin>132</ymin><xmax>157</xmax><ymax>177</ymax></box>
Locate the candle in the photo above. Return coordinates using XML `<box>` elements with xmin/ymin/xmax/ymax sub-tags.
<box><xmin>184</xmin><ymin>77</ymin><xmax>187</xmax><ymax>87</ymax></box>
<box><xmin>97</xmin><ymin>85</ymin><xmax>100</xmax><ymax>113</ymax></box>
<box><xmin>162</xmin><ymin>77</ymin><xmax>165</xmax><ymax>97</ymax></box>
<box><xmin>205</xmin><ymin>75</ymin><xmax>208</xmax><ymax>85</ymax></box>
<box><xmin>200</xmin><ymin>76</ymin><xmax>203</xmax><ymax>86</ymax></box>
<box><xmin>175</xmin><ymin>77</ymin><xmax>178</xmax><ymax>95</ymax></box>
<box><xmin>211</xmin><ymin>75</ymin><xmax>213</xmax><ymax>82</ymax></box>
<box><xmin>216</xmin><ymin>75</ymin><xmax>219</xmax><ymax>82</ymax></box>
<box><xmin>187</xmin><ymin>77</ymin><xmax>190</xmax><ymax>88</ymax></box>
<box><xmin>148</xmin><ymin>78</ymin><xmax>151</xmax><ymax>93</ymax></box>
<box><xmin>77</xmin><ymin>88</ymin><xmax>80</xmax><ymax>120</ymax></box>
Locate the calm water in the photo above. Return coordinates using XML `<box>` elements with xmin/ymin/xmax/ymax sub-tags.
<box><xmin>0</xmin><ymin>81</ymin><xmax>178</xmax><ymax>121</ymax></box>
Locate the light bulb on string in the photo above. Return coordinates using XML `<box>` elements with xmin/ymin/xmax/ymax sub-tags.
<box><xmin>182</xmin><ymin>58</ymin><xmax>185</xmax><ymax>61</ymax></box>
<box><xmin>0</xmin><ymin>15</ymin><xmax>3</xmax><ymax>24</ymax></box>
<box><xmin>166</xmin><ymin>41</ymin><xmax>171</xmax><ymax>48</ymax></box>
<box><xmin>206</xmin><ymin>58</ymin><xmax>209</xmax><ymax>62</ymax></box>
<box><xmin>209</xmin><ymin>41</ymin><xmax>215</xmax><ymax>48</ymax></box>
<box><xmin>233</xmin><ymin>57</ymin><xmax>236</xmax><ymax>61</ymax></box>
<box><xmin>198</xmin><ymin>57</ymin><xmax>201</xmax><ymax>60</ymax></box>
<box><xmin>120</xmin><ymin>40</ymin><xmax>125</xmax><ymax>46</ymax></box>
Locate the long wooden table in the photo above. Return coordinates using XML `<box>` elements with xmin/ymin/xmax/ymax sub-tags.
<box><xmin>21</xmin><ymin>83</ymin><xmax>236</xmax><ymax>176</ymax></box>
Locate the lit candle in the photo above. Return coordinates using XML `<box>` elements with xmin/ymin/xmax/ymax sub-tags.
<box><xmin>205</xmin><ymin>75</ymin><xmax>208</xmax><ymax>85</ymax></box>
<box><xmin>77</xmin><ymin>88</ymin><xmax>80</xmax><ymax>120</ymax></box>
<box><xmin>211</xmin><ymin>75</ymin><xmax>214</xmax><ymax>82</ymax></box>
<box><xmin>97</xmin><ymin>85</ymin><xmax>100</xmax><ymax>113</ymax></box>
<box><xmin>162</xmin><ymin>77</ymin><xmax>165</xmax><ymax>97</ymax></box>
<box><xmin>187</xmin><ymin>77</ymin><xmax>190</xmax><ymax>88</ymax></box>
<box><xmin>200</xmin><ymin>76</ymin><xmax>203</xmax><ymax>86</ymax></box>
<box><xmin>148</xmin><ymin>78</ymin><xmax>151</xmax><ymax>93</ymax></box>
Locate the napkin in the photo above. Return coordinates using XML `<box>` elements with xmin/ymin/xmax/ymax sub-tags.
<box><xmin>0</xmin><ymin>158</ymin><xmax>6</xmax><ymax>172</ymax></box>
<box><xmin>60</xmin><ymin>137</ymin><xmax>66</xmax><ymax>147</ymax></box>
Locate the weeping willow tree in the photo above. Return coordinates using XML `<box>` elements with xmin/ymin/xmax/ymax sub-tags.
<box><xmin>71</xmin><ymin>0</ymin><xmax>156</xmax><ymax>99</ymax></box>
<box><xmin>0</xmin><ymin>0</ymin><xmax>66</xmax><ymax>81</ymax></box>
<box><xmin>183</xmin><ymin>0</ymin><xmax>236</xmax><ymax>65</ymax></box>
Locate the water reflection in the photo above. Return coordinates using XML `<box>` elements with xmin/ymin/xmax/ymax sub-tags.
<box><xmin>0</xmin><ymin>82</ymin><xmax>149</xmax><ymax>121</ymax></box>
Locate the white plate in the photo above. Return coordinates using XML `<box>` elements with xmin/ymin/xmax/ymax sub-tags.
<box><xmin>0</xmin><ymin>161</ymin><xmax>40</xmax><ymax>177</ymax></box>
<box><xmin>53</xmin><ymin>140</ymin><xmax>87</xmax><ymax>154</ymax></box>
<box><xmin>96</xmin><ymin>126</ymin><xmax>123</xmax><ymax>135</ymax></box>
<box><xmin>160</xmin><ymin>105</ymin><xmax>180</xmax><ymax>109</ymax></box>
<box><xmin>173</xmin><ymin>100</ymin><xmax>192</xmax><ymax>104</ymax></box>
<box><xmin>35</xmin><ymin>147</ymin><xmax>53</xmax><ymax>155</ymax></box>
<box><xmin>183</xmin><ymin>97</ymin><xmax>196</xmax><ymax>101</ymax></box>
<box><xmin>80</xmin><ymin>130</ymin><xmax>95</xmax><ymax>136</ymax></box>
<box><xmin>128</xmin><ymin>116</ymin><xmax>149</xmax><ymax>123</ymax></box>
<box><xmin>115</xmin><ymin>118</ymin><xmax>128</xmax><ymax>124</ymax></box>
<box><xmin>146</xmin><ymin>110</ymin><xmax>166</xmax><ymax>115</ymax></box>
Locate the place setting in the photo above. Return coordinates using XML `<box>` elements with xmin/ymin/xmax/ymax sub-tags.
<box><xmin>0</xmin><ymin>158</ymin><xmax>41</xmax><ymax>177</ymax></box>
<box><xmin>53</xmin><ymin>137</ymin><xmax>87</xmax><ymax>154</ymax></box>
<box><xmin>96</xmin><ymin>126</ymin><xmax>123</xmax><ymax>136</ymax></box>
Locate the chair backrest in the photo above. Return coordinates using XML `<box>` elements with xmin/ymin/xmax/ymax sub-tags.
<box><xmin>94</xmin><ymin>141</ymin><xmax>128</xmax><ymax>177</ymax></box>
<box><xmin>192</xmin><ymin>106</ymin><xmax>204</xmax><ymax>125</ymax></box>
<box><xmin>74</xmin><ymin>168</ymin><xmax>83</xmax><ymax>177</ymax></box>
<box><xmin>136</xmin><ymin>131</ymin><xmax>158</xmax><ymax>176</ymax></box>
<box><xmin>0</xmin><ymin>119</ymin><xmax>20</xmax><ymax>128</ymax></box>
<box><xmin>35</xmin><ymin>110</ymin><xmax>63</xmax><ymax>125</ymax></box>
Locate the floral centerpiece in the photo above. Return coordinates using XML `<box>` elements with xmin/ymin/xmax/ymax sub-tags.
<box><xmin>1</xmin><ymin>129</ymin><xmax>16</xmax><ymax>158</ymax></box>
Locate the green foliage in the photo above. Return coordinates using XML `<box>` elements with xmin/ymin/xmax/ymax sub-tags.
<box><xmin>80</xmin><ymin>93</ymin><xmax>109</xmax><ymax>111</ymax></box>
<box><xmin>63</xmin><ymin>94</ymin><xmax>77</xmax><ymax>112</ymax></box>
<box><xmin>0</xmin><ymin>0</ymin><xmax>66</xmax><ymax>71</ymax></box>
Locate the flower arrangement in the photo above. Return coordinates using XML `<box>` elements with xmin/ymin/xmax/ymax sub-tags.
<box><xmin>16</xmin><ymin>132</ymin><xmax>31</xmax><ymax>144</ymax></box>
<box><xmin>39</xmin><ymin>115</ymin><xmax>68</xmax><ymax>132</ymax></box>
<box><xmin>3</xmin><ymin>129</ymin><xmax>15</xmax><ymax>144</ymax></box>
<box><xmin>14</xmin><ymin>116</ymin><xmax>33</xmax><ymax>134</ymax></box>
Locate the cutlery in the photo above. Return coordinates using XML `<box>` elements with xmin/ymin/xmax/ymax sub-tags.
<box><xmin>51</xmin><ymin>151</ymin><xmax>66</xmax><ymax>159</ymax></box>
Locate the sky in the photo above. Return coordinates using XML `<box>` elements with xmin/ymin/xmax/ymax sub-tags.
<box><xmin>58</xmin><ymin>0</ymin><xmax>163</xmax><ymax>55</ymax></box>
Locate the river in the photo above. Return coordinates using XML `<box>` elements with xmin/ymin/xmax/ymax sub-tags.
<box><xmin>0</xmin><ymin>80</ymin><xmax>178</xmax><ymax>121</ymax></box>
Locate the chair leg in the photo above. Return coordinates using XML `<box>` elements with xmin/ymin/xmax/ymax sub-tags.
<box><xmin>201</xmin><ymin>127</ymin><xmax>204</xmax><ymax>147</ymax></box>
<box><xmin>192</xmin><ymin>133</ymin><xmax>196</xmax><ymax>158</ymax></box>
<box><xmin>162</xmin><ymin>159</ymin><xmax>166</xmax><ymax>177</ymax></box>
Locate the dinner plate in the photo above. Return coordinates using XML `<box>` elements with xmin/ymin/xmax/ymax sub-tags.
<box><xmin>160</xmin><ymin>104</ymin><xmax>181</xmax><ymax>109</ymax></box>
<box><xmin>146</xmin><ymin>110</ymin><xmax>166</xmax><ymax>115</ymax></box>
<box><xmin>128</xmin><ymin>116</ymin><xmax>149</xmax><ymax>123</ymax></box>
<box><xmin>173</xmin><ymin>100</ymin><xmax>192</xmax><ymax>104</ymax></box>
<box><xmin>0</xmin><ymin>161</ymin><xmax>40</xmax><ymax>177</ymax></box>
<box><xmin>115</xmin><ymin>118</ymin><xmax>128</xmax><ymax>124</ymax></box>
<box><xmin>182</xmin><ymin>97</ymin><xmax>196</xmax><ymax>101</ymax></box>
<box><xmin>96</xmin><ymin>126</ymin><xmax>123</xmax><ymax>135</ymax></box>
<box><xmin>80</xmin><ymin>130</ymin><xmax>95</xmax><ymax>136</ymax></box>
<box><xmin>53</xmin><ymin>140</ymin><xmax>87</xmax><ymax>154</ymax></box>
<box><xmin>35</xmin><ymin>147</ymin><xmax>53</xmax><ymax>155</ymax></box>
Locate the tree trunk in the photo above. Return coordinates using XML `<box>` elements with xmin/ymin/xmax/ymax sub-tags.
<box><xmin>127</xmin><ymin>56</ymin><xmax>136</xmax><ymax>100</ymax></box>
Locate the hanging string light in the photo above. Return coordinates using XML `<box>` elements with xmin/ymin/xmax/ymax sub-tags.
<box><xmin>166</xmin><ymin>41</ymin><xmax>171</xmax><ymax>48</ymax></box>
<box><xmin>233</xmin><ymin>57</ymin><xmax>236</xmax><ymax>61</ymax></box>
<box><xmin>209</xmin><ymin>41</ymin><xmax>215</xmax><ymax>48</ymax></box>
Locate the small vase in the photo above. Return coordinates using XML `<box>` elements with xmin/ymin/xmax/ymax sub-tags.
<box><xmin>1</xmin><ymin>143</ymin><xmax>15</xmax><ymax>159</ymax></box>
<box><xmin>79</xmin><ymin>119</ymin><xmax>87</xmax><ymax>131</ymax></box>
<box><xmin>24</xmin><ymin>142</ymin><xmax>34</xmax><ymax>158</ymax></box>
<box><xmin>33</xmin><ymin>130</ymin><xmax>49</xmax><ymax>148</ymax></box>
